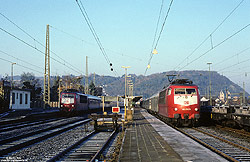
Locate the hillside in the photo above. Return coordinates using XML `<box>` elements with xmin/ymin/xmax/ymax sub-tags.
<box><xmin>88</xmin><ymin>70</ymin><xmax>248</xmax><ymax>99</ymax></box>
<box><xmin>9</xmin><ymin>70</ymin><xmax>247</xmax><ymax>99</ymax></box>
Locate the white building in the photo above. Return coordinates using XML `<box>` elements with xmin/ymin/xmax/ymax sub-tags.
<box><xmin>10</xmin><ymin>89</ymin><xmax>31</xmax><ymax>110</ymax></box>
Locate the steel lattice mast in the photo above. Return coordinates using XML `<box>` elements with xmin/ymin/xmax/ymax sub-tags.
<box><xmin>43</xmin><ymin>24</ymin><xmax>50</xmax><ymax>108</ymax></box>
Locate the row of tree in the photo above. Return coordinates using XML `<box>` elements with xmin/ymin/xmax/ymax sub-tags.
<box><xmin>1</xmin><ymin>72</ymin><xmax>101</xmax><ymax>109</ymax></box>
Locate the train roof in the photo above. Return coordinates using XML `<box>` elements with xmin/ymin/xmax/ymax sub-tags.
<box><xmin>86</xmin><ymin>94</ymin><xmax>101</xmax><ymax>100</ymax></box>
<box><xmin>171</xmin><ymin>79</ymin><xmax>193</xmax><ymax>85</ymax></box>
<box><xmin>161</xmin><ymin>79</ymin><xmax>198</xmax><ymax>91</ymax></box>
<box><xmin>61</xmin><ymin>91</ymin><xmax>101</xmax><ymax>100</ymax></box>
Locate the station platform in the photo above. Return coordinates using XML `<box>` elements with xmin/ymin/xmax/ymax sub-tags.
<box><xmin>119</xmin><ymin>108</ymin><xmax>227</xmax><ymax>162</ymax></box>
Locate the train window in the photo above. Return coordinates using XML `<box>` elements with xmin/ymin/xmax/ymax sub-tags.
<box><xmin>80</xmin><ymin>95</ymin><xmax>87</xmax><ymax>103</ymax></box>
<box><xmin>167</xmin><ymin>88</ymin><xmax>171</xmax><ymax>95</ymax></box>
<box><xmin>62</xmin><ymin>94</ymin><xmax>75</xmax><ymax>98</ymax></box>
<box><xmin>186</xmin><ymin>88</ymin><xmax>196</xmax><ymax>94</ymax></box>
<box><xmin>175</xmin><ymin>88</ymin><xmax>185</xmax><ymax>94</ymax></box>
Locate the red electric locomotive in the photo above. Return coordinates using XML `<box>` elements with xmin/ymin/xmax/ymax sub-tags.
<box><xmin>60</xmin><ymin>91</ymin><xmax>101</xmax><ymax>113</ymax></box>
<box><xmin>158</xmin><ymin>79</ymin><xmax>200</xmax><ymax>126</ymax></box>
<box><xmin>142</xmin><ymin>79</ymin><xmax>200</xmax><ymax>126</ymax></box>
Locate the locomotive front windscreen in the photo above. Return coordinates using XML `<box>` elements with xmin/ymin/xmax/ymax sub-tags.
<box><xmin>61</xmin><ymin>94</ymin><xmax>75</xmax><ymax>104</ymax></box>
<box><xmin>175</xmin><ymin>88</ymin><xmax>196</xmax><ymax>95</ymax></box>
<box><xmin>174</xmin><ymin>88</ymin><xmax>198</xmax><ymax>105</ymax></box>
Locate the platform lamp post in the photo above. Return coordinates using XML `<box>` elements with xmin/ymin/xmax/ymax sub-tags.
<box><xmin>58</xmin><ymin>78</ymin><xmax>62</xmax><ymax>108</ymax></box>
<box><xmin>10</xmin><ymin>62</ymin><xmax>16</xmax><ymax>109</ymax></box>
<box><xmin>207</xmin><ymin>62</ymin><xmax>212</xmax><ymax>106</ymax></box>
<box><xmin>122</xmin><ymin>66</ymin><xmax>131</xmax><ymax>120</ymax></box>
<box><xmin>11</xmin><ymin>62</ymin><xmax>16</xmax><ymax>89</ymax></box>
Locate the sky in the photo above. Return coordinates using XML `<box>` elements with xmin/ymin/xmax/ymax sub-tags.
<box><xmin>0</xmin><ymin>0</ymin><xmax>250</xmax><ymax>92</ymax></box>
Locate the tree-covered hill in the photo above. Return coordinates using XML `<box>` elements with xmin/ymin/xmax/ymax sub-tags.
<box><xmin>89</xmin><ymin>70</ymin><xmax>248</xmax><ymax>99</ymax></box>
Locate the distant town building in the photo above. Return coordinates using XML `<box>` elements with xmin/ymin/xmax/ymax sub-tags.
<box><xmin>219</xmin><ymin>90</ymin><xmax>225</xmax><ymax>102</ymax></box>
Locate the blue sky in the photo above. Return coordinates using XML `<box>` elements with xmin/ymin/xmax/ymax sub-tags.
<box><xmin>1</xmin><ymin>0</ymin><xmax>250</xmax><ymax>92</ymax></box>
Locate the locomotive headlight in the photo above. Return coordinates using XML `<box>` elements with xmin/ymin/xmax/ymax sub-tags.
<box><xmin>72</xmin><ymin>105</ymin><xmax>74</xmax><ymax>107</ymax></box>
<box><xmin>195</xmin><ymin>108</ymin><xmax>199</xmax><ymax>111</ymax></box>
<box><xmin>174</xmin><ymin>108</ymin><xmax>178</xmax><ymax>111</ymax></box>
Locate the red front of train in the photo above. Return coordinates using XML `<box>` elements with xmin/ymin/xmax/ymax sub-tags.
<box><xmin>60</xmin><ymin>92</ymin><xmax>77</xmax><ymax>112</ymax></box>
<box><xmin>158</xmin><ymin>83</ymin><xmax>200</xmax><ymax>126</ymax></box>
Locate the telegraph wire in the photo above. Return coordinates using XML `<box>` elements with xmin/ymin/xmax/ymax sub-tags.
<box><xmin>174</xmin><ymin>0</ymin><xmax>245</xmax><ymax>71</ymax></box>
<box><xmin>176</xmin><ymin>23</ymin><xmax>250</xmax><ymax>73</ymax></box>
<box><xmin>50</xmin><ymin>25</ymin><xmax>171</xmax><ymax>68</ymax></box>
<box><xmin>144</xmin><ymin>0</ymin><xmax>174</xmax><ymax>75</ymax></box>
<box><xmin>76</xmin><ymin>0</ymin><xmax>118</xmax><ymax>76</ymax></box>
<box><xmin>200</xmin><ymin>45</ymin><xmax>250</xmax><ymax>71</ymax></box>
<box><xmin>144</xmin><ymin>0</ymin><xmax>165</xmax><ymax>76</ymax></box>
<box><xmin>0</xmin><ymin>27</ymin><xmax>83</xmax><ymax>75</ymax></box>
<box><xmin>50</xmin><ymin>25</ymin><xmax>146</xmax><ymax>62</ymax></box>
<box><xmin>151</xmin><ymin>0</ymin><xmax>165</xmax><ymax>54</ymax></box>
<box><xmin>0</xmin><ymin>56</ymin><xmax>44</xmax><ymax>74</ymax></box>
<box><xmin>0</xmin><ymin>12</ymin><xmax>83</xmax><ymax>75</ymax></box>
<box><xmin>217</xmin><ymin>57</ymin><xmax>250</xmax><ymax>72</ymax></box>
<box><xmin>0</xmin><ymin>49</ymin><xmax>43</xmax><ymax>71</ymax></box>
<box><xmin>50</xmin><ymin>25</ymin><xmax>94</xmax><ymax>46</ymax></box>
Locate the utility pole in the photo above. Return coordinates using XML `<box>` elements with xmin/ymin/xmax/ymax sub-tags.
<box><xmin>207</xmin><ymin>62</ymin><xmax>212</xmax><ymax>106</ymax></box>
<box><xmin>93</xmin><ymin>72</ymin><xmax>96</xmax><ymax>85</ymax></box>
<box><xmin>58</xmin><ymin>78</ymin><xmax>62</xmax><ymax>108</ymax></box>
<box><xmin>85</xmin><ymin>56</ymin><xmax>89</xmax><ymax>94</ymax></box>
<box><xmin>10</xmin><ymin>62</ymin><xmax>16</xmax><ymax>109</ymax></box>
<box><xmin>243</xmin><ymin>82</ymin><xmax>245</xmax><ymax>105</ymax></box>
<box><xmin>122</xmin><ymin>66</ymin><xmax>131</xmax><ymax>120</ymax></box>
<box><xmin>44</xmin><ymin>24</ymin><xmax>50</xmax><ymax>109</ymax></box>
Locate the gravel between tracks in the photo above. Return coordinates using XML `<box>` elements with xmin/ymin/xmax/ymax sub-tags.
<box><xmin>1</xmin><ymin>122</ymin><xmax>94</xmax><ymax>161</ymax></box>
<box><xmin>198</xmin><ymin>126</ymin><xmax>250</xmax><ymax>149</ymax></box>
<box><xmin>0</xmin><ymin>117</ymin><xmax>84</xmax><ymax>141</ymax></box>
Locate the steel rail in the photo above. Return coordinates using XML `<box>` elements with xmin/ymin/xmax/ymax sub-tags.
<box><xmin>47</xmin><ymin>130</ymin><xmax>96</xmax><ymax>162</ymax></box>
<box><xmin>0</xmin><ymin>117</ymin><xmax>65</xmax><ymax>132</ymax></box>
<box><xmin>0</xmin><ymin>118</ymin><xmax>85</xmax><ymax>145</ymax></box>
<box><xmin>90</xmin><ymin>129</ymin><xmax>118</xmax><ymax>162</ymax></box>
<box><xmin>216</xmin><ymin>125</ymin><xmax>250</xmax><ymax>138</ymax></box>
<box><xmin>0</xmin><ymin>119</ymin><xmax>91</xmax><ymax>156</ymax></box>
<box><xmin>149</xmin><ymin>111</ymin><xmax>244</xmax><ymax>162</ymax></box>
<box><xmin>175</xmin><ymin>127</ymin><xmax>240</xmax><ymax>162</ymax></box>
<box><xmin>193</xmin><ymin>127</ymin><xmax>250</xmax><ymax>153</ymax></box>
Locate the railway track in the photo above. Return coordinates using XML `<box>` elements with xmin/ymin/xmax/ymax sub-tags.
<box><xmin>0</xmin><ymin>117</ymin><xmax>66</xmax><ymax>132</ymax></box>
<box><xmin>178</xmin><ymin>127</ymin><xmax>250</xmax><ymax>162</ymax></box>
<box><xmin>0</xmin><ymin>118</ymin><xmax>91</xmax><ymax>157</ymax></box>
<box><xmin>49</xmin><ymin>130</ymin><xmax>118</xmax><ymax>162</ymax></box>
<box><xmin>216</xmin><ymin>125</ymin><xmax>250</xmax><ymax>139</ymax></box>
<box><xmin>148</xmin><ymin>110</ymin><xmax>250</xmax><ymax>161</ymax></box>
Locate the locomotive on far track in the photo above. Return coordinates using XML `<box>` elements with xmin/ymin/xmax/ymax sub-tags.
<box><xmin>59</xmin><ymin>90</ymin><xmax>123</xmax><ymax>114</ymax></box>
<box><xmin>60</xmin><ymin>91</ymin><xmax>101</xmax><ymax>113</ymax></box>
<box><xmin>142</xmin><ymin>79</ymin><xmax>200</xmax><ymax>127</ymax></box>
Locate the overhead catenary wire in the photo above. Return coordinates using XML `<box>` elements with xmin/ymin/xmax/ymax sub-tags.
<box><xmin>0</xmin><ymin>56</ymin><xmax>43</xmax><ymax>74</ymax></box>
<box><xmin>0</xmin><ymin>49</ymin><xmax>43</xmax><ymax>71</ymax></box>
<box><xmin>173</xmin><ymin>0</ymin><xmax>245</xmax><ymax>72</ymax></box>
<box><xmin>0</xmin><ymin>12</ymin><xmax>84</xmax><ymax>75</ymax></box>
<box><xmin>144</xmin><ymin>0</ymin><xmax>174</xmax><ymax>75</ymax></box>
<box><xmin>50</xmin><ymin>25</ymin><xmax>173</xmax><ymax>70</ymax></box>
<box><xmin>217</xmin><ymin>57</ymin><xmax>250</xmax><ymax>72</ymax></box>
<box><xmin>200</xmin><ymin>45</ymin><xmax>250</xmax><ymax>71</ymax></box>
<box><xmin>75</xmin><ymin>0</ymin><xmax>118</xmax><ymax>76</ymax></box>
<box><xmin>0</xmin><ymin>27</ymin><xmax>83</xmax><ymax>75</ymax></box>
<box><xmin>176</xmin><ymin>23</ymin><xmax>250</xmax><ymax>74</ymax></box>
